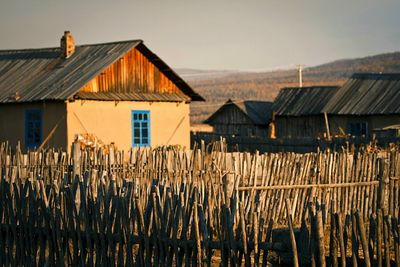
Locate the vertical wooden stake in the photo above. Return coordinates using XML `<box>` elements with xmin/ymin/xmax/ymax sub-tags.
<box><xmin>239</xmin><ymin>202</ymin><xmax>248</xmax><ymax>255</ymax></box>
<box><xmin>193</xmin><ymin>193</ymin><xmax>202</xmax><ymax>267</ymax></box>
<box><xmin>383</xmin><ymin>215</ymin><xmax>391</xmax><ymax>267</ymax></box>
<box><xmin>330</xmin><ymin>211</ymin><xmax>338</xmax><ymax>267</ymax></box>
<box><xmin>377</xmin><ymin>209</ymin><xmax>383</xmax><ymax>267</ymax></box>
<box><xmin>285</xmin><ymin>199</ymin><xmax>299</xmax><ymax>267</ymax></box>
<box><xmin>316</xmin><ymin>210</ymin><xmax>326</xmax><ymax>267</ymax></box>
<box><xmin>335</xmin><ymin>213</ymin><xmax>346</xmax><ymax>267</ymax></box>
<box><xmin>351</xmin><ymin>212</ymin><xmax>359</xmax><ymax>267</ymax></box>
<box><xmin>72</xmin><ymin>140</ymin><xmax>81</xmax><ymax>180</ymax></box>
<box><xmin>356</xmin><ymin>211</ymin><xmax>370</xmax><ymax>267</ymax></box>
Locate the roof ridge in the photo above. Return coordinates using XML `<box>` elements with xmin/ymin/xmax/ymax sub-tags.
<box><xmin>281</xmin><ymin>86</ymin><xmax>339</xmax><ymax>90</ymax></box>
<box><xmin>0</xmin><ymin>39</ymin><xmax>143</xmax><ymax>53</ymax></box>
<box><xmin>351</xmin><ymin>72</ymin><xmax>400</xmax><ymax>79</ymax></box>
<box><xmin>78</xmin><ymin>39</ymin><xmax>143</xmax><ymax>48</ymax></box>
<box><xmin>0</xmin><ymin>47</ymin><xmax>59</xmax><ymax>53</ymax></box>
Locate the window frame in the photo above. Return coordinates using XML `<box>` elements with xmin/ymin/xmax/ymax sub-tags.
<box><xmin>131</xmin><ymin>110</ymin><xmax>150</xmax><ymax>147</ymax></box>
<box><xmin>25</xmin><ymin>109</ymin><xmax>43</xmax><ymax>149</ymax></box>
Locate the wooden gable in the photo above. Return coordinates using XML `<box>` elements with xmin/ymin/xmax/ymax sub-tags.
<box><xmin>80</xmin><ymin>46</ymin><xmax>182</xmax><ymax>95</ymax></box>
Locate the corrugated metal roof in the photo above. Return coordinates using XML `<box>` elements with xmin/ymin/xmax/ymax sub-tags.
<box><xmin>273</xmin><ymin>86</ymin><xmax>338</xmax><ymax>116</ymax></box>
<box><xmin>322</xmin><ymin>73</ymin><xmax>400</xmax><ymax>115</ymax></box>
<box><xmin>75</xmin><ymin>91</ymin><xmax>190</xmax><ymax>102</ymax></box>
<box><xmin>0</xmin><ymin>40</ymin><xmax>203</xmax><ymax>103</ymax></box>
<box><xmin>205</xmin><ymin>99</ymin><xmax>273</xmax><ymax>125</ymax></box>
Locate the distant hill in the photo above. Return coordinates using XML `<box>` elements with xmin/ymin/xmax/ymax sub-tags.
<box><xmin>175</xmin><ymin>68</ymin><xmax>240</xmax><ymax>81</ymax></box>
<box><xmin>184</xmin><ymin>51</ymin><xmax>400</xmax><ymax>124</ymax></box>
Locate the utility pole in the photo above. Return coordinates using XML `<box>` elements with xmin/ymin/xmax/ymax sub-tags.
<box><xmin>296</xmin><ymin>64</ymin><xmax>305</xmax><ymax>88</ymax></box>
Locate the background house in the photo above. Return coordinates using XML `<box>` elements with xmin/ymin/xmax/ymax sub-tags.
<box><xmin>0</xmin><ymin>31</ymin><xmax>204</xmax><ymax>151</ymax></box>
<box><xmin>272</xmin><ymin>86</ymin><xmax>338</xmax><ymax>138</ymax></box>
<box><xmin>204</xmin><ymin>99</ymin><xmax>273</xmax><ymax>137</ymax></box>
<box><xmin>323</xmin><ymin>73</ymin><xmax>400</xmax><ymax>138</ymax></box>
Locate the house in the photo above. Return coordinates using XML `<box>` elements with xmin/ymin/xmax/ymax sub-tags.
<box><xmin>323</xmin><ymin>73</ymin><xmax>400</xmax><ymax>138</ymax></box>
<box><xmin>272</xmin><ymin>86</ymin><xmax>339</xmax><ymax>138</ymax></box>
<box><xmin>204</xmin><ymin>99</ymin><xmax>273</xmax><ymax>137</ymax></box>
<box><xmin>0</xmin><ymin>31</ymin><xmax>204</xmax><ymax>151</ymax></box>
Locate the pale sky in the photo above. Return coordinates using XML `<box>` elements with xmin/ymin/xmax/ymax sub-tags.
<box><xmin>0</xmin><ymin>0</ymin><xmax>399</xmax><ymax>71</ymax></box>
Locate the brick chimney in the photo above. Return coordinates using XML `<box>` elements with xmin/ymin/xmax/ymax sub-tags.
<box><xmin>60</xmin><ymin>31</ymin><xmax>75</xmax><ymax>58</ymax></box>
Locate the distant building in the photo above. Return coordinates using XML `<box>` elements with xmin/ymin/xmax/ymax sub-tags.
<box><xmin>272</xmin><ymin>86</ymin><xmax>339</xmax><ymax>138</ymax></box>
<box><xmin>204</xmin><ymin>99</ymin><xmax>273</xmax><ymax>137</ymax></box>
<box><xmin>323</xmin><ymin>73</ymin><xmax>400</xmax><ymax>138</ymax></box>
<box><xmin>0</xmin><ymin>31</ymin><xmax>204</xmax><ymax>151</ymax></box>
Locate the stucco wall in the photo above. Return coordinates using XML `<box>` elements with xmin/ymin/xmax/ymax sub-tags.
<box><xmin>0</xmin><ymin>102</ymin><xmax>67</xmax><ymax>149</ymax></box>
<box><xmin>66</xmin><ymin>100</ymin><xmax>190</xmax><ymax>151</ymax></box>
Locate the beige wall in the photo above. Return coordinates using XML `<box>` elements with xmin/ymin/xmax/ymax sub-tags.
<box><xmin>0</xmin><ymin>102</ymin><xmax>67</xmax><ymax>150</ymax></box>
<box><xmin>66</xmin><ymin>100</ymin><xmax>190</xmax><ymax>151</ymax></box>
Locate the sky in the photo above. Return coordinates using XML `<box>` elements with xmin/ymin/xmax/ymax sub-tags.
<box><xmin>0</xmin><ymin>0</ymin><xmax>399</xmax><ymax>71</ymax></box>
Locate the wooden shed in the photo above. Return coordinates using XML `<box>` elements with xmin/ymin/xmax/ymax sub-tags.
<box><xmin>204</xmin><ymin>99</ymin><xmax>273</xmax><ymax>137</ymax></box>
<box><xmin>272</xmin><ymin>86</ymin><xmax>338</xmax><ymax>138</ymax></box>
<box><xmin>0</xmin><ymin>31</ymin><xmax>204</xmax><ymax>151</ymax></box>
<box><xmin>323</xmin><ymin>73</ymin><xmax>400</xmax><ymax>138</ymax></box>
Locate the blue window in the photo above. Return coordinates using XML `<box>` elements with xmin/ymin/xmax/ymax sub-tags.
<box><xmin>132</xmin><ymin>110</ymin><xmax>150</xmax><ymax>147</ymax></box>
<box><xmin>25</xmin><ymin>109</ymin><xmax>42</xmax><ymax>149</ymax></box>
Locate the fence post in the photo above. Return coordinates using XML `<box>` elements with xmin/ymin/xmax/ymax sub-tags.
<box><xmin>223</xmin><ymin>172</ymin><xmax>234</xmax><ymax>207</ymax></box>
<box><xmin>356</xmin><ymin>211</ymin><xmax>371</xmax><ymax>267</ymax></box>
<box><xmin>335</xmin><ymin>213</ymin><xmax>346</xmax><ymax>267</ymax></box>
<box><xmin>286</xmin><ymin>199</ymin><xmax>299</xmax><ymax>267</ymax></box>
<box><xmin>378</xmin><ymin>158</ymin><xmax>389</xmax><ymax>213</ymax></box>
<box><xmin>316</xmin><ymin>210</ymin><xmax>326</xmax><ymax>267</ymax></box>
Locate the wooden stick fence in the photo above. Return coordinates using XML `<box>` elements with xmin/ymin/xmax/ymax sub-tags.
<box><xmin>0</xmin><ymin>141</ymin><xmax>398</xmax><ymax>265</ymax></box>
